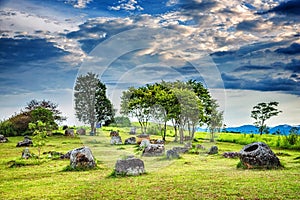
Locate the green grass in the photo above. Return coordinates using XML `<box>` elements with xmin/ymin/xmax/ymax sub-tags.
<box><xmin>0</xmin><ymin>130</ymin><xmax>300</xmax><ymax>199</ymax></box>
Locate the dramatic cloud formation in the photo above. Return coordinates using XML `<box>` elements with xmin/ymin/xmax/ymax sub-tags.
<box><xmin>0</xmin><ymin>0</ymin><xmax>299</xmax><ymax>126</ymax></box>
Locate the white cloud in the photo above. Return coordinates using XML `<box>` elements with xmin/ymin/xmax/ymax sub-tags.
<box><xmin>109</xmin><ymin>0</ymin><xmax>143</xmax><ymax>11</ymax></box>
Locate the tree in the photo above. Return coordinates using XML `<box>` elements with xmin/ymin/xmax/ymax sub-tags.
<box><xmin>74</xmin><ymin>72</ymin><xmax>114</xmax><ymax>133</ymax></box>
<box><xmin>206</xmin><ymin>99</ymin><xmax>223</xmax><ymax>142</ymax></box>
<box><xmin>251</xmin><ymin>102</ymin><xmax>282</xmax><ymax>135</ymax></box>
<box><xmin>25</xmin><ymin>99</ymin><xmax>66</xmax><ymax>122</ymax></box>
<box><xmin>28</xmin><ymin>120</ymin><xmax>49</xmax><ymax>159</ymax></box>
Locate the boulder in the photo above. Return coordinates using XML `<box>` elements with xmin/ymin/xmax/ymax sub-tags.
<box><xmin>137</xmin><ymin>134</ymin><xmax>150</xmax><ymax>144</ymax></box>
<box><xmin>139</xmin><ymin>139</ymin><xmax>151</xmax><ymax>148</ymax></box>
<box><xmin>124</xmin><ymin>137</ymin><xmax>136</xmax><ymax>145</ymax></box>
<box><xmin>172</xmin><ymin>147</ymin><xmax>189</xmax><ymax>154</ymax></box>
<box><xmin>115</xmin><ymin>156</ymin><xmax>145</xmax><ymax>176</ymax></box>
<box><xmin>166</xmin><ymin>149</ymin><xmax>179</xmax><ymax>159</ymax></box>
<box><xmin>0</xmin><ymin>134</ymin><xmax>8</xmax><ymax>143</ymax></box>
<box><xmin>21</xmin><ymin>147</ymin><xmax>31</xmax><ymax>159</ymax></box>
<box><xmin>150</xmin><ymin>139</ymin><xmax>165</xmax><ymax>144</ymax></box>
<box><xmin>129</xmin><ymin>127</ymin><xmax>136</xmax><ymax>135</ymax></box>
<box><xmin>110</xmin><ymin>136</ymin><xmax>122</xmax><ymax>145</ymax></box>
<box><xmin>239</xmin><ymin>142</ymin><xmax>281</xmax><ymax>169</ymax></box>
<box><xmin>16</xmin><ymin>136</ymin><xmax>33</xmax><ymax>147</ymax></box>
<box><xmin>110</xmin><ymin>131</ymin><xmax>119</xmax><ymax>137</ymax></box>
<box><xmin>76</xmin><ymin>128</ymin><xmax>86</xmax><ymax>135</ymax></box>
<box><xmin>70</xmin><ymin>147</ymin><xmax>96</xmax><ymax>169</ymax></box>
<box><xmin>223</xmin><ymin>152</ymin><xmax>239</xmax><ymax>158</ymax></box>
<box><xmin>142</xmin><ymin>144</ymin><xmax>165</xmax><ymax>157</ymax></box>
<box><xmin>195</xmin><ymin>144</ymin><xmax>205</xmax><ymax>150</ymax></box>
<box><xmin>65</xmin><ymin>129</ymin><xmax>75</xmax><ymax>137</ymax></box>
<box><xmin>208</xmin><ymin>145</ymin><xmax>218</xmax><ymax>154</ymax></box>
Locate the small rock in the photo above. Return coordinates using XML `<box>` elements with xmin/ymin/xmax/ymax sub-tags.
<box><xmin>65</xmin><ymin>129</ymin><xmax>75</xmax><ymax>137</ymax></box>
<box><xmin>223</xmin><ymin>152</ymin><xmax>239</xmax><ymax>158</ymax></box>
<box><xmin>16</xmin><ymin>136</ymin><xmax>33</xmax><ymax>147</ymax></box>
<box><xmin>110</xmin><ymin>131</ymin><xmax>119</xmax><ymax>137</ymax></box>
<box><xmin>208</xmin><ymin>146</ymin><xmax>218</xmax><ymax>154</ymax></box>
<box><xmin>166</xmin><ymin>149</ymin><xmax>180</xmax><ymax>159</ymax></box>
<box><xmin>115</xmin><ymin>157</ymin><xmax>145</xmax><ymax>176</ymax></box>
<box><xmin>195</xmin><ymin>144</ymin><xmax>205</xmax><ymax>150</ymax></box>
<box><xmin>76</xmin><ymin>128</ymin><xmax>86</xmax><ymax>135</ymax></box>
<box><xmin>142</xmin><ymin>144</ymin><xmax>165</xmax><ymax>157</ymax></box>
<box><xmin>129</xmin><ymin>127</ymin><xmax>136</xmax><ymax>135</ymax></box>
<box><xmin>22</xmin><ymin>147</ymin><xmax>31</xmax><ymax>159</ymax></box>
<box><xmin>0</xmin><ymin>134</ymin><xmax>8</xmax><ymax>143</ymax></box>
<box><xmin>110</xmin><ymin>136</ymin><xmax>122</xmax><ymax>145</ymax></box>
<box><xmin>70</xmin><ymin>147</ymin><xmax>96</xmax><ymax>169</ymax></box>
<box><xmin>172</xmin><ymin>147</ymin><xmax>189</xmax><ymax>154</ymax></box>
<box><xmin>124</xmin><ymin>137</ymin><xmax>136</xmax><ymax>145</ymax></box>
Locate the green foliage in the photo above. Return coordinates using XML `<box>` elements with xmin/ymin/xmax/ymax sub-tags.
<box><xmin>74</xmin><ymin>72</ymin><xmax>114</xmax><ymax>131</ymax></box>
<box><xmin>29</xmin><ymin>121</ymin><xmax>49</xmax><ymax>158</ymax></box>
<box><xmin>0</xmin><ymin>120</ymin><xmax>17</xmax><ymax>137</ymax></box>
<box><xmin>111</xmin><ymin>116</ymin><xmax>131</xmax><ymax>127</ymax></box>
<box><xmin>251</xmin><ymin>102</ymin><xmax>282</xmax><ymax>135</ymax></box>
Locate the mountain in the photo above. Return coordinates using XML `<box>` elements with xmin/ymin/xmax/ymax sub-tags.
<box><xmin>225</xmin><ymin>124</ymin><xmax>300</xmax><ymax>135</ymax></box>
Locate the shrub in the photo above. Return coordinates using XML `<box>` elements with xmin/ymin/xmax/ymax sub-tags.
<box><xmin>0</xmin><ymin>120</ymin><xmax>17</xmax><ymax>137</ymax></box>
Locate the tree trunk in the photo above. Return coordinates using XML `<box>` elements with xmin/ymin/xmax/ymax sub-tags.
<box><xmin>163</xmin><ymin>121</ymin><xmax>167</xmax><ymax>141</ymax></box>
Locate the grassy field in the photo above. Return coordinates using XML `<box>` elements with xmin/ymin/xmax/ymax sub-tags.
<box><xmin>0</xmin><ymin>129</ymin><xmax>299</xmax><ymax>199</ymax></box>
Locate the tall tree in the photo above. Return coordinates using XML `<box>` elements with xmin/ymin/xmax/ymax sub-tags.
<box><xmin>74</xmin><ymin>72</ymin><xmax>114</xmax><ymax>132</ymax></box>
<box><xmin>206</xmin><ymin>99</ymin><xmax>223</xmax><ymax>142</ymax></box>
<box><xmin>251</xmin><ymin>101</ymin><xmax>282</xmax><ymax>135</ymax></box>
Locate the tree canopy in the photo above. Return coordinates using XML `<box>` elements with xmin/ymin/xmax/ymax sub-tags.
<box><xmin>74</xmin><ymin>72</ymin><xmax>114</xmax><ymax>133</ymax></box>
<box><xmin>120</xmin><ymin>80</ymin><xmax>220</xmax><ymax>142</ymax></box>
<box><xmin>251</xmin><ymin>101</ymin><xmax>282</xmax><ymax>135</ymax></box>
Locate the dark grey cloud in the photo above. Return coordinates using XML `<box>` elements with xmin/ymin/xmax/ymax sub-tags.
<box><xmin>233</xmin><ymin>65</ymin><xmax>273</xmax><ymax>72</ymax></box>
<box><xmin>268</xmin><ymin>0</ymin><xmax>300</xmax><ymax>16</ymax></box>
<box><xmin>0</xmin><ymin>38</ymin><xmax>76</xmax><ymax>94</ymax></box>
<box><xmin>275</xmin><ymin>43</ymin><xmax>300</xmax><ymax>55</ymax></box>
<box><xmin>236</xmin><ymin>20</ymin><xmax>260</xmax><ymax>32</ymax></box>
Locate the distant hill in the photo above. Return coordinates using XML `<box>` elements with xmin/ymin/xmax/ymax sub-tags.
<box><xmin>197</xmin><ymin>124</ymin><xmax>300</xmax><ymax>135</ymax></box>
<box><xmin>225</xmin><ymin>124</ymin><xmax>300</xmax><ymax>135</ymax></box>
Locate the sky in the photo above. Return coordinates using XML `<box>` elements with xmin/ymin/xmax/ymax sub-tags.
<box><xmin>0</xmin><ymin>0</ymin><xmax>299</xmax><ymax>127</ymax></box>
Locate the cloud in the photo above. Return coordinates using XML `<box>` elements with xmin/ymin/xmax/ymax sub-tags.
<box><xmin>109</xmin><ymin>0</ymin><xmax>143</xmax><ymax>12</ymax></box>
<box><xmin>267</xmin><ymin>0</ymin><xmax>300</xmax><ymax>16</ymax></box>
<box><xmin>275</xmin><ymin>43</ymin><xmax>300</xmax><ymax>55</ymax></box>
<box><xmin>65</xmin><ymin>0</ymin><xmax>93</xmax><ymax>9</ymax></box>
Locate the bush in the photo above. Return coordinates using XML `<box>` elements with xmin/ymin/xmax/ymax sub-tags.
<box><xmin>0</xmin><ymin>120</ymin><xmax>17</xmax><ymax>137</ymax></box>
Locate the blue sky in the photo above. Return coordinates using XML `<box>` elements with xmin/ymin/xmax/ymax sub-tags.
<box><xmin>0</xmin><ymin>0</ymin><xmax>299</xmax><ymax>127</ymax></box>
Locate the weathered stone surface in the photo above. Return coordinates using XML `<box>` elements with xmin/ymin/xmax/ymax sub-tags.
<box><xmin>115</xmin><ymin>156</ymin><xmax>145</xmax><ymax>176</ymax></box>
<box><xmin>76</xmin><ymin>128</ymin><xmax>86</xmax><ymax>135</ymax></box>
<box><xmin>195</xmin><ymin>144</ymin><xmax>205</xmax><ymax>150</ymax></box>
<box><xmin>208</xmin><ymin>145</ymin><xmax>218</xmax><ymax>154</ymax></box>
<box><xmin>223</xmin><ymin>152</ymin><xmax>239</xmax><ymax>158</ymax></box>
<box><xmin>172</xmin><ymin>147</ymin><xmax>189</xmax><ymax>154</ymax></box>
<box><xmin>0</xmin><ymin>134</ymin><xmax>8</xmax><ymax>143</ymax></box>
<box><xmin>184</xmin><ymin>142</ymin><xmax>192</xmax><ymax>149</ymax></box>
<box><xmin>142</xmin><ymin>144</ymin><xmax>165</xmax><ymax>157</ymax></box>
<box><xmin>65</xmin><ymin>129</ymin><xmax>75</xmax><ymax>137</ymax></box>
<box><xmin>22</xmin><ymin>147</ymin><xmax>31</xmax><ymax>159</ymax></box>
<box><xmin>110</xmin><ymin>136</ymin><xmax>122</xmax><ymax>145</ymax></box>
<box><xmin>166</xmin><ymin>149</ymin><xmax>179</xmax><ymax>159</ymax></box>
<box><xmin>137</xmin><ymin>134</ymin><xmax>150</xmax><ymax>144</ymax></box>
<box><xmin>239</xmin><ymin>142</ymin><xmax>281</xmax><ymax>169</ymax></box>
<box><xmin>124</xmin><ymin>137</ymin><xmax>136</xmax><ymax>145</ymax></box>
<box><xmin>139</xmin><ymin>139</ymin><xmax>151</xmax><ymax>148</ymax></box>
<box><xmin>150</xmin><ymin>139</ymin><xmax>165</xmax><ymax>144</ymax></box>
<box><xmin>16</xmin><ymin>136</ymin><xmax>33</xmax><ymax>147</ymax></box>
<box><xmin>110</xmin><ymin>131</ymin><xmax>119</xmax><ymax>137</ymax></box>
<box><xmin>60</xmin><ymin>150</ymin><xmax>72</xmax><ymax>159</ymax></box>
<box><xmin>129</xmin><ymin>127</ymin><xmax>136</xmax><ymax>135</ymax></box>
<box><xmin>70</xmin><ymin>147</ymin><xmax>96</xmax><ymax>169</ymax></box>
